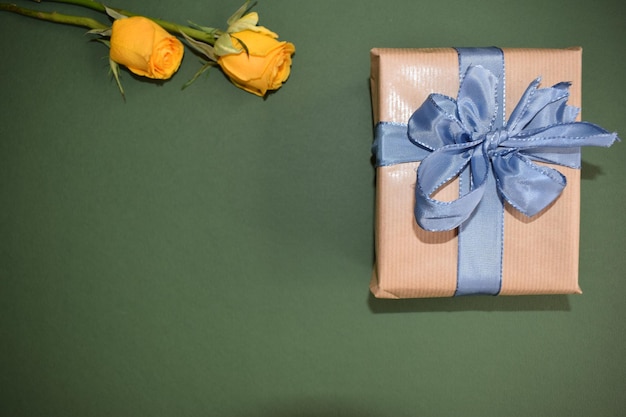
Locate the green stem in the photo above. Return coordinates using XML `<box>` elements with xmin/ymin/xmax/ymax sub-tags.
<box><xmin>33</xmin><ymin>0</ymin><xmax>220</xmax><ymax>43</ymax></box>
<box><xmin>33</xmin><ymin>0</ymin><xmax>107</xmax><ymax>13</ymax></box>
<box><xmin>1</xmin><ymin>3</ymin><xmax>108</xmax><ymax>29</ymax></box>
<box><xmin>33</xmin><ymin>0</ymin><xmax>108</xmax><ymax>13</ymax></box>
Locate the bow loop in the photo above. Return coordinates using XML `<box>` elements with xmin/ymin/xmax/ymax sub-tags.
<box><xmin>407</xmin><ymin>94</ymin><xmax>467</xmax><ymax>150</ymax></box>
<box><xmin>491</xmin><ymin>152</ymin><xmax>567</xmax><ymax>216</ymax></box>
<box><xmin>415</xmin><ymin>142</ymin><xmax>489</xmax><ymax>231</ymax></box>
<box><xmin>457</xmin><ymin>66</ymin><xmax>500</xmax><ymax>135</ymax></box>
<box><xmin>507</xmin><ymin>78</ymin><xmax>580</xmax><ymax>136</ymax></box>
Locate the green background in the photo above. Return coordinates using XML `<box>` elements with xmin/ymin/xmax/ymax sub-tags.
<box><xmin>1</xmin><ymin>0</ymin><xmax>624</xmax><ymax>416</ymax></box>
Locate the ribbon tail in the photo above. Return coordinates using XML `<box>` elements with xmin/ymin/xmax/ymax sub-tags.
<box><xmin>521</xmin><ymin>147</ymin><xmax>581</xmax><ymax>168</ymax></box>
<box><xmin>504</xmin><ymin>122</ymin><xmax>619</xmax><ymax>168</ymax></box>
<box><xmin>505</xmin><ymin>122</ymin><xmax>619</xmax><ymax>149</ymax></box>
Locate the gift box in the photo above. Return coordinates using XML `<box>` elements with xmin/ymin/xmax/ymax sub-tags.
<box><xmin>370</xmin><ymin>47</ymin><xmax>617</xmax><ymax>298</ymax></box>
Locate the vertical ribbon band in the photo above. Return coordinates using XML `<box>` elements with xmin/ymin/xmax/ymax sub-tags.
<box><xmin>454</xmin><ymin>47</ymin><xmax>505</xmax><ymax>296</ymax></box>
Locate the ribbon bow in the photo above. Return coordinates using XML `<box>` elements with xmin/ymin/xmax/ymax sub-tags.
<box><xmin>410</xmin><ymin>65</ymin><xmax>618</xmax><ymax>231</ymax></box>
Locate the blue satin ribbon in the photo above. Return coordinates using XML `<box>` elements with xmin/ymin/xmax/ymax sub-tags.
<box><xmin>453</xmin><ymin>47</ymin><xmax>506</xmax><ymax>296</ymax></box>
<box><xmin>373</xmin><ymin>47</ymin><xmax>619</xmax><ymax>296</ymax></box>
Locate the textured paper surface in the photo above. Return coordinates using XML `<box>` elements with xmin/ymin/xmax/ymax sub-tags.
<box><xmin>370</xmin><ymin>47</ymin><xmax>583</xmax><ymax>298</ymax></box>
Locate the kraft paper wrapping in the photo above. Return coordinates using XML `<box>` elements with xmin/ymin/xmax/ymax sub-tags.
<box><xmin>370</xmin><ymin>47</ymin><xmax>583</xmax><ymax>298</ymax></box>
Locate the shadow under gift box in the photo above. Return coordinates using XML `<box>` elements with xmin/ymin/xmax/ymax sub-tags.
<box><xmin>370</xmin><ymin>47</ymin><xmax>587</xmax><ymax>299</ymax></box>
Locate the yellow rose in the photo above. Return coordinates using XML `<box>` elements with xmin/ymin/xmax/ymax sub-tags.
<box><xmin>217</xmin><ymin>30</ymin><xmax>295</xmax><ymax>96</ymax></box>
<box><xmin>109</xmin><ymin>16</ymin><xmax>184</xmax><ymax>80</ymax></box>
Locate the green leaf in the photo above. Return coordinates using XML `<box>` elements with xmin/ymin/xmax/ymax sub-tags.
<box><xmin>226</xmin><ymin>0</ymin><xmax>255</xmax><ymax>26</ymax></box>
<box><xmin>214</xmin><ymin>34</ymin><xmax>242</xmax><ymax>56</ymax></box>
<box><xmin>226</xmin><ymin>11</ymin><xmax>258</xmax><ymax>33</ymax></box>
<box><xmin>182</xmin><ymin>61</ymin><xmax>214</xmax><ymax>90</ymax></box>
<box><xmin>87</xmin><ymin>27</ymin><xmax>111</xmax><ymax>37</ymax></box>
<box><xmin>105</xmin><ymin>6</ymin><xmax>126</xmax><ymax>21</ymax></box>
<box><xmin>181</xmin><ymin>31</ymin><xmax>217</xmax><ymax>61</ymax></box>
<box><xmin>109</xmin><ymin>58</ymin><xmax>125</xmax><ymax>100</ymax></box>
<box><xmin>93</xmin><ymin>38</ymin><xmax>110</xmax><ymax>48</ymax></box>
<box><xmin>187</xmin><ymin>20</ymin><xmax>219</xmax><ymax>36</ymax></box>
<box><xmin>230</xmin><ymin>35</ymin><xmax>249</xmax><ymax>56</ymax></box>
